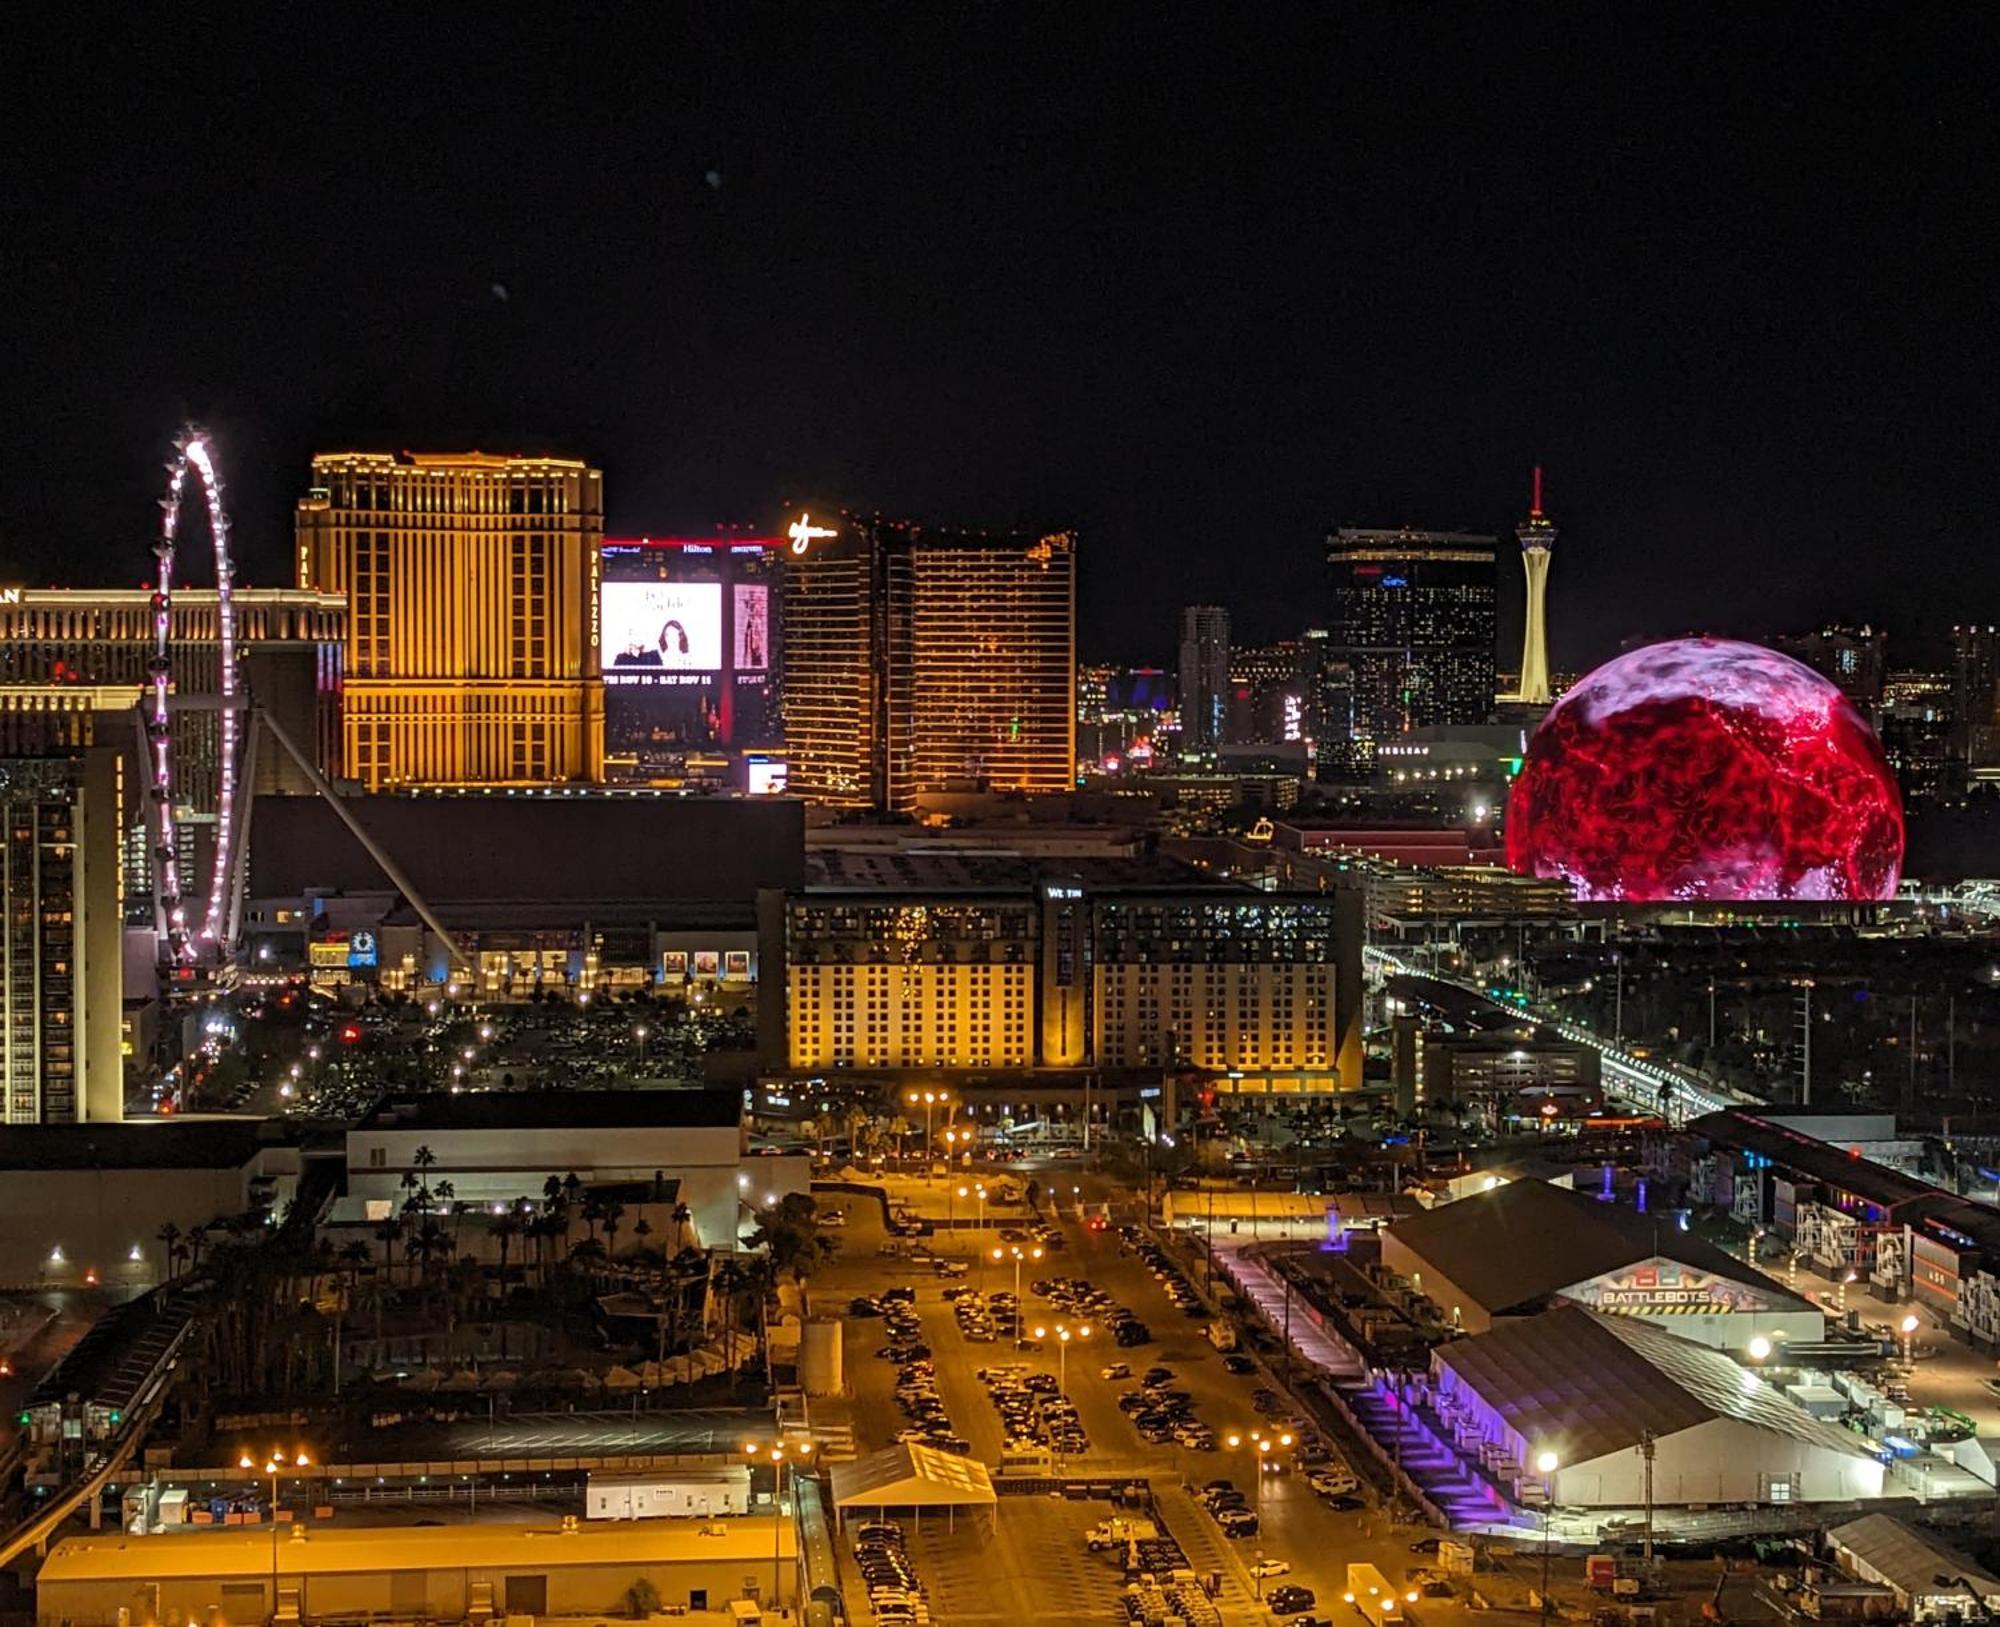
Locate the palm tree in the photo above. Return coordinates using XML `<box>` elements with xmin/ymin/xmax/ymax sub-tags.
<box><xmin>602</xmin><ymin>1201</ymin><xmax>626</xmax><ymax>1260</ymax></box>
<box><xmin>569</xmin><ymin>1236</ymin><xmax>608</xmax><ymax>1285</ymax></box>
<box><xmin>435</xmin><ymin>1179</ymin><xmax>458</xmax><ymax>1252</ymax></box>
<box><xmin>155</xmin><ymin>1222</ymin><xmax>183</xmax><ymax>1284</ymax></box>
<box><xmin>631</xmin><ymin>1215</ymin><xmax>654</xmax><ymax>1259</ymax></box>
<box><xmin>488</xmin><ymin>1212</ymin><xmax>521</xmax><ymax>1283</ymax></box>
<box><xmin>581</xmin><ymin>1193</ymin><xmax>606</xmax><ymax>1243</ymax></box>
<box><xmin>412</xmin><ymin>1144</ymin><xmax>437</xmax><ymax>1196</ymax></box>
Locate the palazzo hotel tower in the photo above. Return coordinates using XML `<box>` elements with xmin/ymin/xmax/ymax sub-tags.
<box><xmin>296</xmin><ymin>452</ymin><xmax>604</xmax><ymax>789</ymax></box>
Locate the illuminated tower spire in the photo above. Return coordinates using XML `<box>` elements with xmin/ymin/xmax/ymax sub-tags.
<box><xmin>1515</xmin><ymin>465</ymin><xmax>1557</xmax><ymax>706</ymax></box>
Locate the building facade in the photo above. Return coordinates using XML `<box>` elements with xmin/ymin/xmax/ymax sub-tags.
<box><xmin>781</xmin><ymin>853</ymin><xmax>1363</xmax><ymax>1105</ymax></box>
<box><xmin>1951</xmin><ymin>626</ymin><xmax>2000</xmax><ymax>792</ymax></box>
<box><xmin>598</xmin><ymin>535</ymin><xmax>783</xmax><ymax>786</ymax></box>
<box><xmin>1326</xmin><ymin>526</ymin><xmax>1497</xmax><ymax>744</ymax></box>
<box><xmin>782</xmin><ymin>516</ymin><xmax>1075</xmax><ymax>810</ymax></box>
<box><xmin>1</xmin><ymin>751</ymin><xmax>123</xmax><ymax>1123</ymax></box>
<box><xmin>296</xmin><ymin>452</ymin><xmax>604</xmax><ymax>789</ymax></box>
<box><xmin>1176</xmin><ymin>605</ymin><xmax>1230</xmax><ymax>754</ymax></box>
<box><xmin>0</xmin><ymin>588</ymin><xmax>346</xmax><ymax>919</ymax></box>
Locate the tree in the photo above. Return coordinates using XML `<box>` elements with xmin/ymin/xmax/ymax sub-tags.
<box><xmin>488</xmin><ymin>1212</ymin><xmax>521</xmax><ymax>1281</ymax></box>
<box><xmin>747</xmin><ymin>1193</ymin><xmax>836</xmax><ymax>1312</ymax></box>
<box><xmin>156</xmin><ymin>1222</ymin><xmax>184</xmax><ymax>1283</ymax></box>
<box><xmin>624</xmin><ymin>1579</ymin><xmax>661</xmax><ymax>1619</ymax></box>
<box><xmin>413</xmin><ymin>1144</ymin><xmax>438</xmax><ymax>1195</ymax></box>
<box><xmin>602</xmin><ymin>1201</ymin><xmax>627</xmax><ymax>1260</ymax></box>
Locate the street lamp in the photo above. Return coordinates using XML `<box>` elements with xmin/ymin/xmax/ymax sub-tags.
<box><xmin>743</xmin><ymin>1439</ymin><xmax>813</xmax><ymax>1611</ymax></box>
<box><xmin>1535</xmin><ymin>1449</ymin><xmax>1559</xmax><ymax>1622</ymax></box>
<box><xmin>1747</xmin><ymin>1334</ymin><xmax>1773</xmax><ymax>1363</ymax></box>
<box><xmin>240</xmin><ymin>1447</ymin><xmax>309</xmax><ymax>1612</ymax></box>
<box><xmin>905</xmin><ymin>1089</ymin><xmax>950</xmax><ymax>1179</ymax></box>
<box><xmin>1901</xmin><ymin>1312</ymin><xmax>1921</xmax><ymax>1368</ymax></box>
<box><xmin>1030</xmin><ymin>1322</ymin><xmax>1091</xmax><ymax>1400</ymax></box>
<box><xmin>991</xmin><ymin>1243</ymin><xmax>1043</xmax><ymax>1345</ymax></box>
<box><xmin>1222</xmin><ymin>1427</ymin><xmax>1292</xmax><ymax>1597</ymax></box>
<box><xmin>1838</xmin><ymin>1269</ymin><xmax>1858</xmax><ymax>1315</ymax></box>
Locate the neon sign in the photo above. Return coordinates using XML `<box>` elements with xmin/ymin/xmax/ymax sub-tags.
<box><xmin>787</xmin><ymin>511</ymin><xmax>836</xmax><ymax>554</ymax></box>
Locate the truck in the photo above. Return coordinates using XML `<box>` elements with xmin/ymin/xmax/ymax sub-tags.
<box><xmin>1347</xmin><ymin>1562</ymin><xmax>1410</xmax><ymax>1627</ymax></box>
<box><xmin>1087</xmin><ymin>1516</ymin><xmax>1161</xmax><ymax>1552</ymax></box>
<box><xmin>1205</xmin><ymin>1320</ymin><xmax>1239</xmax><ymax>1352</ymax></box>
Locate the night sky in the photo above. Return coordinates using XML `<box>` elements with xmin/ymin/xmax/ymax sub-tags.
<box><xmin>4</xmin><ymin>7</ymin><xmax>1993</xmax><ymax>671</ymax></box>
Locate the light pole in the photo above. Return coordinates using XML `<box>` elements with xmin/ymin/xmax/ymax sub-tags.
<box><xmin>992</xmin><ymin>1243</ymin><xmax>1043</xmax><ymax>1346</ymax></box>
<box><xmin>743</xmin><ymin>1439</ymin><xmax>813</xmax><ymax>1611</ymax></box>
<box><xmin>1222</xmin><ymin>1427</ymin><xmax>1291</xmax><ymax>1598</ymax></box>
<box><xmin>240</xmin><ymin>1447</ymin><xmax>309</xmax><ymax>1617</ymax></box>
<box><xmin>1031</xmin><ymin>1322</ymin><xmax>1091</xmax><ymax>1397</ymax></box>
<box><xmin>905</xmin><ymin>1089</ymin><xmax>949</xmax><ymax>1180</ymax></box>
<box><xmin>1838</xmin><ymin>1269</ymin><xmax>1857</xmax><ymax>1315</ymax></box>
<box><xmin>1536</xmin><ymin>1449</ymin><xmax>1559</xmax><ymax>1622</ymax></box>
<box><xmin>1901</xmin><ymin>1312</ymin><xmax>1920</xmax><ymax>1368</ymax></box>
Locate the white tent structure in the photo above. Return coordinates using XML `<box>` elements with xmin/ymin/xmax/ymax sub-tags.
<box><xmin>1827</xmin><ymin>1515</ymin><xmax>2000</xmax><ymax>1622</ymax></box>
<box><xmin>1432</xmin><ymin>1306</ymin><xmax>1884</xmax><ymax>1507</ymax></box>
<box><xmin>829</xmin><ymin>1444</ymin><xmax>996</xmax><ymax>1530</ymax></box>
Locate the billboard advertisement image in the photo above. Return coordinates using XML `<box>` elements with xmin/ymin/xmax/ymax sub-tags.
<box><xmin>734</xmin><ymin>583</ymin><xmax>770</xmax><ymax>671</ymax></box>
<box><xmin>604</xmin><ymin>582</ymin><xmax>722</xmax><ymax>674</ymax></box>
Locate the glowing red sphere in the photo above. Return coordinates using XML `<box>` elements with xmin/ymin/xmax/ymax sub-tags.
<box><xmin>1506</xmin><ymin>638</ymin><xmax>1904</xmax><ymax>902</ymax></box>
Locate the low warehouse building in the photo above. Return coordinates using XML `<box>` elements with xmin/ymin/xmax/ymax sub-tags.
<box><xmin>35</xmin><ymin>1516</ymin><xmax>797</xmax><ymax>1625</ymax></box>
<box><xmin>1381</xmin><ymin>1177</ymin><xmax>1823</xmax><ymax>1351</ymax></box>
<box><xmin>1431</xmin><ymin>1306</ymin><xmax>1884</xmax><ymax>1507</ymax></box>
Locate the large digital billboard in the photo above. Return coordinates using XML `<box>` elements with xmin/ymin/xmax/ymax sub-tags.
<box><xmin>599</xmin><ymin>539</ymin><xmax>783</xmax><ymax>779</ymax></box>
<box><xmin>604</xmin><ymin>581</ymin><xmax>723</xmax><ymax>674</ymax></box>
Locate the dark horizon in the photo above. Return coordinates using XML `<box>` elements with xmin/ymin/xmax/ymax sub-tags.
<box><xmin>6</xmin><ymin>8</ymin><xmax>1993</xmax><ymax>672</ymax></box>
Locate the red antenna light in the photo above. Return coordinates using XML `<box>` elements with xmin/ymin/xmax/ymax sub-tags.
<box><xmin>1530</xmin><ymin>464</ymin><xmax>1545</xmax><ymax>517</ymax></box>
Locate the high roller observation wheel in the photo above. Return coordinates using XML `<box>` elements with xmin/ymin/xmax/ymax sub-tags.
<box><xmin>147</xmin><ymin>428</ymin><xmax>241</xmax><ymax>966</ymax></box>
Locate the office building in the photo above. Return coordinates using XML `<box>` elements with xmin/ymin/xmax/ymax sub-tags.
<box><xmin>1777</xmin><ymin>624</ymin><xmax>1888</xmax><ymax>722</ymax></box>
<box><xmin>1225</xmin><ymin>639</ymin><xmax>1311</xmax><ymax>747</ymax></box>
<box><xmin>1077</xmin><ymin>664</ymin><xmax>1169</xmax><ymax>776</ymax></box>
<box><xmin>0</xmin><ymin>588</ymin><xmax>346</xmax><ymax>918</ymax></box>
<box><xmin>780</xmin><ymin>851</ymin><xmax>1363</xmax><ymax>1109</ymax></box>
<box><xmin>782</xmin><ymin>515</ymin><xmax>1075</xmax><ymax>811</ymax></box>
<box><xmin>1</xmin><ymin>750</ymin><xmax>123</xmax><ymax>1123</ymax></box>
<box><xmin>1879</xmin><ymin>669</ymin><xmax>1951</xmax><ymax>802</ymax></box>
<box><xmin>598</xmin><ymin>534</ymin><xmax>784</xmax><ymax>786</ymax></box>
<box><xmin>1951</xmin><ymin>626</ymin><xmax>2000</xmax><ymax>792</ymax></box>
<box><xmin>1326</xmin><ymin>526</ymin><xmax>1498</xmax><ymax>742</ymax></box>
<box><xmin>1176</xmin><ymin>605</ymin><xmax>1230</xmax><ymax>754</ymax></box>
<box><xmin>296</xmin><ymin>451</ymin><xmax>605</xmax><ymax>789</ymax></box>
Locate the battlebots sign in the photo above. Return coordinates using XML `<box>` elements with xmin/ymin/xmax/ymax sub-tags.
<box><xmin>1565</xmin><ymin>1258</ymin><xmax>1778</xmax><ymax>1317</ymax></box>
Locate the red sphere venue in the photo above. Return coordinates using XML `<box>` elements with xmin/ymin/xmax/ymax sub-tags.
<box><xmin>1505</xmin><ymin>638</ymin><xmax>1904</xmax><ymax>902</ymax></box>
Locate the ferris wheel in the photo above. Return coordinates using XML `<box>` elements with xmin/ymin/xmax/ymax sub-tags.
<box><xmin>146</xmin><ymin>428</ymin><xmax>242</xmax><ymax>967</ymax></box>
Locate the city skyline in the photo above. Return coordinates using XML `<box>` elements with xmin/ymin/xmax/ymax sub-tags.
<box><xmin>6</xmin><ymin>11</ymin><xmax>1996</xmax><ymax>670</ymax></box>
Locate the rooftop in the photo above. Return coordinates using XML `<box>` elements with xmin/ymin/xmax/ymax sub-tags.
<box><xmin>0</xmin><ymin>1119</ymin><xmax>283</xmax><ymax>1172</ymax></box>
<box><xmin>803</xmin><ymin>850</ymin><xmax>1260</xmax><ymax>894</ymax></box>
<box><xmin>248</xmin><ymin>793</ymin><xmax>803</xmax><ymax>905</ymax></box>
<box><xmin>1690</xmin><ymin>1110</ymin><xmax>1940</xmax><ymax>1213</ymax></box>
<box><xmin>1438</xmin><ymin>1305</ymin><xmax>1876</xmax><ymax>1466</ymax></box>
<box><xmin>39</xmin><ymin>1515</ymin><xmax>793</xmax><ymax>1584</ymax></box>
<box><xmin>356</xmin><ymin>1088</ymin><xmax>741</xmax><ymax>1135</ymax></box>
<box><xmin>1385</xmin><ymin>1178</ymin><xmax>1809</xmax><ymax>1316</ymax></box>
<box><xmin>1827</xmin><ymin>1514</ymin><xmax>2000</xmax><ymax>1606</ymax></box>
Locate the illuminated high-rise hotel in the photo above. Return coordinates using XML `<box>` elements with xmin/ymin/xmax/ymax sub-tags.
<box><xmin>783</xmin><ymin>516</ymin><xmax>1076</xmax><ymax>811</ymax></box>
<box><xmin>296</xmin><ymin>452</ymin><xmax>604</xmax><ymax>789</ymax></box>
<box><xmin>1514</xmin><ymin>466</ymin><xmax>1557</xmax><ymax>706</ymax></box>
<box><xmin>1326</xmin><ymin>525</ymin><xmax>1497</xmax><ymax>743</ymax></box>
<box><xmin>1</xmin><ymin>750</ymin><xmax>123</xmax><ymax>1123</ymax></box>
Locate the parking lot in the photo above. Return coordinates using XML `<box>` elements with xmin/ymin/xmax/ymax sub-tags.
<box><xmin>818</xmin><ymin>1176</ymin><xmax>1501</xmax><ymax>1624</ymax></box>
